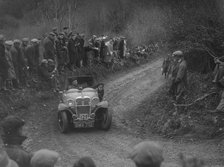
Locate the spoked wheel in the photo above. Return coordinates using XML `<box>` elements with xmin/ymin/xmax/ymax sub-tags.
<box><xmin>100</xmin><ymin>109</ymin><xmax>112</xmax><ymax>130</ymax></box>
<box><xmin>58</xmin><ymin>111</ymin><xmax>70</xmax><ymax>133</ymax></box>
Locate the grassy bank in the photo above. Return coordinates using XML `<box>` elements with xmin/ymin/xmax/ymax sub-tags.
<box><xmin>131</xmin><ymin>72</ymin><xmax>223</xmax><ymax>140</ymax></box>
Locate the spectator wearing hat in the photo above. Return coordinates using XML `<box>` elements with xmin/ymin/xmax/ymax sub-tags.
<box><xmin>1</xmin><ymin>115</ymin><xmax>32</xmax><ymax>167</ymax></box>
<box><xmin>68</xmin><ymin>79</ymin><xmax>78</xmax><ymax>89</ymax></box>
<box><xmin>39</xmin><ymin>59</ymin><xmax>50</xmax><ymax>81</ymax></box>
<box><xmin>52</xmin><ymin>27</ymin><xmax>58</xmax><ymax>37</ymax></box>
<box><xmin>169</xmin><ymin>51</ymin><xmax>183</xmax><ymax>97</ymax></box>
<box><xmin>63</xmin><ymin>26</ymin><xmax>72</xmax><ymax>41</ymax></box>
<box><xmin>96</xmin><ymin>83</ymin><xmax>104</xmax><ymax>101</ymax></box>
<box><xmin>169</xmin><ymin>51</ymin><xmax>187</xmax><ymax>102</ymax></box>
<box><xmin>0</xmin><ymin>34</ymin><xmax>9</xmax><ymax>91</ymax></box>
<box><xmin>21</xmin><ymin>38</ymin><xmax>29</xmax><ymax>64</ymax></box>
<box><xmin>43</xmin><ymin>32</ymin><xmax>57</xmax><ymax>65</ymax></box>
<box><xmin>68</xmin><ymin>34</ymin><xmax>81</xmax><ymax>70</ymax></box>
<box><xmin>21</xmin><ymin>38</ymin><xmax>29</xmax><ymax>55</ymax></box>
<box><xmin>10</xmin><ymin>40</ymin><xmax>22</xmax><ymax>88</ymax></box>
<box><xmin>21</xmin><ymin>38</ymin><xmax>30</xmax><ymax>87</ymax></box>
<box><xmin>5</xmin><ymin>41</ymin><xmax>16</xmax><ymax>90</ymax></box>
<box><xmin>10</xmin><ymin>39</ymin><xmax>27</xmax><ymax>88</ymax></box>
<box><xmin>55</xmin><ymin>32</ymin><xmax>69</xmax><ymax>73</ymax></box>
<box><xmin>112</xmin><ymin>37</ymin><xmax>119</xmax><ymax>51</ymax></box>
<box><xmin>88</xmin><ymin>35</ymin><xmax>100</xmax><ymax>62</ymax></box>
<box><xmin>30</xmin><ymin>149</ymin><xmax>59</xmax><ymax>167</ymax></box>
<box><xmin>129</xmin><ymin>141</ymin><xmax>164</xmax><ymax>167</ymax></box>
<box><xmin>26</xmin><ymin>39</ymin><xmax>40</xmax><ymax>77</ymax></box>
<box><xmin>73</xmin><ymin>157</ymin><xmax>96</xmax><ymax>167</ymax></box>
<box><xmin>88</xmin><ymin>35</ymin><xmax>97</xmax><ymax>48</ymax></box>
<box><xmin>0</xmin><ymin>150</ymin><xmax>18</xmax><ymax>167</ymax></box>
<box><xmin>77</xmin><ymin>33</ymin><xmax>85</xmax><ymax>67</ymax></box>
<box><xmin>39</xmin><ymin>59</ymin><xmax>58</xmax><ymax>91</ymax></box>
<box><xmin>80</xmin><ymin>34</ymin><xmax>88</xmax><ymax>67</ymax></box>
<box><xmin>118</xmin><ymin>37</ymin><xmax>126</xmax><ymax>59</ymax></box>
<box><xmin>76</xmin><ymin>33</ymin><xmax>83</xmax><ymax>68</ymax></box>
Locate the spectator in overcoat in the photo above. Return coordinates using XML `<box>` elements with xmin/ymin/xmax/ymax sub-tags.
<box><xmin>43</xmin><ymin>32</ymin><xmax>57</xmax><ymax>64</ymax></box>
<box><xmin>0</xmin><ymin>34</ymin><xmax>9</xmax><ymax>90</ymax></box>
<box><xmin>11</xmin><ymin>40</ymin><xmax>27</xmax><ymax>88</ymax></box>
<box><xmin>5</xmin><ymin>40</ymin><xmax>16</xmax><ymax>89</ymax></box>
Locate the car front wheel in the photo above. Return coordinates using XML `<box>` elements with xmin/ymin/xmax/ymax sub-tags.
<box><xmin>100</xmin><ymin>109</ymin><xmax>112</xmax><ymax>130</ymax></box>
<box><xmin>58</xmin><ymin>111</ymin><xmax>70</xmax><ymax>133</ymax></box>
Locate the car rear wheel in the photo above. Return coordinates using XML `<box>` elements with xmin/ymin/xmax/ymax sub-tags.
<box><xmin>100</xmin><ymin>109</ymin><xmax>112</xmax><ymax>130</ymax></box>
<box><xmin>58</xmin><ymin>111</ymin><xmax>70</xmax><ymax>133</ymax></box>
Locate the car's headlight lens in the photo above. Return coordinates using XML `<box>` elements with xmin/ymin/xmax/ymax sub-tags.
<box><xmin>91</xmin><ymin>97</ymin><xmax>99</xmax><ymax>107</ymax></box>
<box><xmin>68</xmin><ymin>100</ymin><xmax>74</xmax><ymax>107</ymax></box>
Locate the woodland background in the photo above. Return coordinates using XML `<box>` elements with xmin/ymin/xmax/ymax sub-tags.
<box><xmin>1</xmin><ymin>0</ymin><xmax>224</xmax><ymax>65</ymax></box>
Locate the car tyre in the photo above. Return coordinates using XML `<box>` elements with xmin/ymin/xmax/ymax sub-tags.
<box><xmin>100</xmin><ymin>109</ymin><xmax>112</xmax><ymax>130</ymax></box>
<box><xmin>58</xmin><ymin>111</ymin><xmax>70</xmax><ymax>133</ymax></box>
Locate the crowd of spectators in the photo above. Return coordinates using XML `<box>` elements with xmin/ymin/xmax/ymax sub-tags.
<box><xmin>0</xmin><ymin>26</ymin><xmax>159</xmax><ymax>92</ymax></box>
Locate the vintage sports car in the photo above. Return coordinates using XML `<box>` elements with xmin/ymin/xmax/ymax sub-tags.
<box><xmin>57</xmin><ymin>75</ymin><xmax>112</xmax><ymax>133</ymax></box>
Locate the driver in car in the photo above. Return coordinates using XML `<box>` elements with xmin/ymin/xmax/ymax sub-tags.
<box><xmin>68</xmin><ymin>79</ymin><xmax>79</xmax><ymax>89</ymax></box>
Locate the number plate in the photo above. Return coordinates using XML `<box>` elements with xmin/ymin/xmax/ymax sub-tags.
<box><xmin>74</xmin><ymin>122</ymin><xmax>94</xmax><ymax>128</ymax></box>
<box><xmin>80</xmin><ymin>114</ymin><xmax>88</xmax><ymax>120</ymax></box>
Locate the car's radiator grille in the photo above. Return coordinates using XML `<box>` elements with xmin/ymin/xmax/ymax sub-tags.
<box><xmin>76</xmin><ymin>98</ymin><xmax>91</xmax><ymax>116</ymax></box>
<box><xmin>76</xmin><ymin>106</ymin><xmax>91</xmax><ymax>116</ymax></box>
<box><xmin>76</xmin><ymin>98</ymin><xmax>90</xmax><ymax>106</ymax></box>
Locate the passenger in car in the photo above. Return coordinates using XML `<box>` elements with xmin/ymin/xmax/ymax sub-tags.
<box><xmin>97</xmin><ymin>83</ymin><xmax>104</xmax><ymax>101</ymax></box>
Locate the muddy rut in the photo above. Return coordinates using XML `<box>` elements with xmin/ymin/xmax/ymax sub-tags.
<box><xmin>24</xmin><ymin>59</ymin><xmax>224</xmax><ymax>167</ymax></box>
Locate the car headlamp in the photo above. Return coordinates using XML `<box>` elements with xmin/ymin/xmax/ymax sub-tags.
<box><xmin>91</xmin><ymin>97</ymin><xmax>99</xmax><ymax>107</ymax></box>
<box><xmin>68</xmin><ymin>100</ymin><xmax>74</xmax><ymax>107</ymax></box>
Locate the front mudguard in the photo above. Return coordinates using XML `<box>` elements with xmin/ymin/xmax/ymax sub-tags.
<box><xmin>93</xmin><ymin>101</ymin><xmax>109</xmax><ymax>116</ymax></box>
<box><xmin>58</xmin><ymin>103</ymin><xmax>69</xmax><ymax>111</ymax></box>
<box><xmin>96</xmin><ymin>101</ymin><xmax>109</xmax><ymax>109</ymax></box>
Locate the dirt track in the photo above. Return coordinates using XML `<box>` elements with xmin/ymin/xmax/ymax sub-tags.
<box><xmin>24</xmin><ymin>59</ymin><xmax>224</xmax><ymax>167</ymax></box>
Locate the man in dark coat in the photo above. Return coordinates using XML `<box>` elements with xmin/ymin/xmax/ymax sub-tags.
<box><xmin>96</xmin><ymin>83</ymin><xmax>104</xmax><ymax>101</ymax></box>
<box><xmin>43</xmin><ymin>32</ymin><xmax>57</xmax><ymax>64</ymax></box>
<box><xmin>79</xmin><ymin>33</ymin><xmax>86</xmax><ymax>67</ymax></box>
<box><xmin>56</xmin><ymin>33</ymin><xmax>69</xmax><ymax>73</ymax></box>
<box><xmin>5</xmin><ymin>41</ymin><xmax>16</xmax><ymax>90</ymax></box>
<box><xmin>113</xmin><ymin>37</ymin><xmax>119</xmax><ymax>51</ymax></box>
<box><xmin>26</xmin><ymin>39</ymin><xmax>40</xmax><ymax>76</ymax></box>
<box><xmin>52</xmin><ymin>27</ymin><xmax>58</xmax><ymax>37</ymax></box>
<box><xmin>80</xmin><ymin>34</ymin><xmax>88</xmax><ymax>67</ymax></box>
<box><xmin>21</xmin><ymin>38</ymin><xmax>29</xmax><ymax>56</ymax></box>
<box><xmin>20</xmin><ymin>38</ymin><xmax>29</xmax><ymax>87</ymax></box>
<box><xmin>10</xmin><ymin>40</ymin><xmax>27</xmax><ymax>88</ymax></box>
<box><xmin>67</xmin><ymin>34</ymin><xmax>81</xmax><ymax>70</ymax></box>
<box><xmin>21</xmin><ymin>38</ymin><xmax>29</xmax><ymax>65</ymax></box>
<box><xmin>62</xmin><ymin>26</ymin><xmax>72</xmax><ymax>41</ymax></box>
<box><xmin>0</xmin><ymin>35</ymin><xmax>9</xmax><ymax>90</ymax></box>
<box><xmin>1</xmin><ymin>115</ymin><xmax>32</xmax><ymax>167</ymax></box>
<box><xmin>169</xmin><ymin>51</ymin><xmax>187</xmax><ymax>102</ymax></box>
<box><xmin>118</xmin><ymin>37</ymin><xmax>125</xmax><ymax>59</ymax></box>
<box><xmin>88</xmin><ymin>35</ymin><xmax>100</xmax><ymax>60</ymax></box>
<box><xmin>39</xmin><ymin>59</ymin><xmax>58</xmax><ymax>91</ymax></box>
<box><xmin>100</xmin><ymin>40</ymin><xmax>106</xmax><ymax>62</ymax></box>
